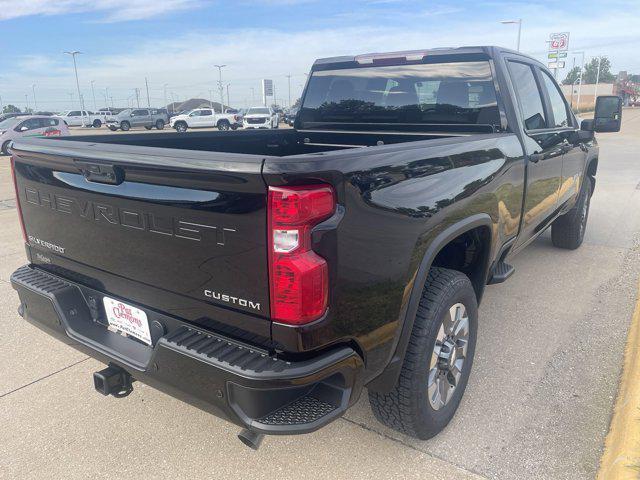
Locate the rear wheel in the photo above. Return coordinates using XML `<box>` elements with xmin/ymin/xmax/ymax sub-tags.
<box><xmin>144</xmin><ymin>126</ymin><xmax>153</xmax><ymax>130</ymax></box>
<box><xmin>217</xmin><ymin>120</ymin><xmax>230</xmax><ymax>131</ymax></box>
<box><xmin>120</xmin><ymin>121</ymin><xmax>131</xmax><ymax>131</ymax></box>
<box><xmin>1</xmin><ymin>140</ymin><xmax>11</xmax><ymax>156</ymax></box>
<box><xmin>368</xmin><ymin>267</ymin><xmax>478</xmax><ymax>439</ymax></box>
<box><xmin>108</xmin><ymin>126</ymin><xmax>117</xmax><ymax>131</ymax></box>
<box><xmin>551</xmin><ymin>177</ymin><xmax>592</xmax><ymax>250</ymax></box>
<box><xmin>92</xmin><ymin>119</ymin><xmax>102</xmax><ymax>128</ymax></box>
<box><xmin>155</xmin><ymin>119</ymin><xmax>165</xmax><ymax>130</ymax></box>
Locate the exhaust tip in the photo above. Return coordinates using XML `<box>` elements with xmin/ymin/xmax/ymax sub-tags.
<box><xmin>238</xmin><ymin>429</ymin><xmax>264</xmax><ymax>450</ymax></box>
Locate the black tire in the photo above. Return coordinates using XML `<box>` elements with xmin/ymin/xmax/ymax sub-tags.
<box><xmin>92</xmin><ymin>119</ymin><xmax>102</xmax><ymax>128</ymax></box>
<box><xmin>1</xmin><ymin>140</ymin><xmax>11</xmax><ymax>156</ymax></box>
<box><xmin>217</xmin><ymin>120</ymin><xmax>230</xmax><ymax>131</ymax></box>
<box><xmin>144</xmin><ymin>126</ymin><xmax>153</xmax><ymax>130</ymax></box>
<box><xmin>120</xmin><ymin>121</ymin><xmax>131</xmax><ymax>131</ymax></box>
<box><xmin>551</xmin><ymin>177</ymin><xmax>592</xmax><ymax>250</ymax></box>
<box><xmin>108</xmin><ymin>126</ymin><xmax>117</xmax><ymax>131</ymax></box>
<box><xmin>175</xmin><ymin>121</ymin><xmax>187</xmax><ymax>133</ymax></box>
<box><xmin>231</xmin><ymin>125</ymin><xmax>238</xmax><ymax>131</ymax></box>
<box><xmin>155</xmin><ymin>119</ymin><xmax>165</xmax><ymax>130</ymax></box>
<box><xmin>368</xmin><ymin>267</ymin><xmax>478</xmax><ymax>439</ymax></box>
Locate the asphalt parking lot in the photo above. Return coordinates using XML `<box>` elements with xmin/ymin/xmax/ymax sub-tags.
<box><xmin>1</xmin><ymin>112</ymin><xmax>640</xmax><ymax>480</ymax></box>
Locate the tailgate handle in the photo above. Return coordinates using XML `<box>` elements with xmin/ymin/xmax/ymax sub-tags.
<box><xmin>75</xmin><ymin>161</ymin><xmax>123</xmax><ymax>185</ymax></box>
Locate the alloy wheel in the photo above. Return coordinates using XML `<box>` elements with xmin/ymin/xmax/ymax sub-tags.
<box><xmin>427</xmin><ymin>302</ymin><xmax>469</xmax><ymax>410</ymax></box>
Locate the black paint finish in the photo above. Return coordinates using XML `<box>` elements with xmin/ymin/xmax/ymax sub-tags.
<box><xmin>10</xmin><ymin>46</ymin><xmax>597</xmax><ymax>399</ymax></box>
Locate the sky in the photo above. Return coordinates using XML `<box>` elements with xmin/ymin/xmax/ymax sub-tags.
<box><xmin>0</xmin><ymin>0</ymin><xmax>638</xmax><ymax>112</ymax></box>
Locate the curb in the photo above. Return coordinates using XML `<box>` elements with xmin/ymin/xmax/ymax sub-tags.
<box><xmin>597</xmin><ymin>279</ymin><xmax>640</xmax><ymax>479</ymax></box>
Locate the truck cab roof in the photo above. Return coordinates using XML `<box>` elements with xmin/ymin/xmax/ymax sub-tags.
<box><xmin>313</xmin><ymin>46</ymin><xmax>542</xmax><ymax>70</ymax></box>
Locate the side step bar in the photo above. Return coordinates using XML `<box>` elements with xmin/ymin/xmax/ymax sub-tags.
<box><xmin>487</xmin><ymin>261</ymin><xmax>515</xmax><ymax>285</ymax></box>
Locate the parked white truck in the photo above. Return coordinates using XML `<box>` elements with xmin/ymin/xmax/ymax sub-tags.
<box><xmin>169</xmin><ymin>108</ymin><xmax>241</xmax><ymax>132</ymax></box>
<box><xmin>57</xmin><ymin>110</ymin><xmax>107</xmax><ymax>128</ymax></box>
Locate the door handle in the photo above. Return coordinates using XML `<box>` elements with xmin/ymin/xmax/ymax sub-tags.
<box><xmin>529</xmin><ymin>153</ymin><xmax>544</xmax><ymax>163</ymax></box>
<box><xmin>560</xmin><ymin>140</ymin><xmax>573</xmax><ymax>153</ymax></box>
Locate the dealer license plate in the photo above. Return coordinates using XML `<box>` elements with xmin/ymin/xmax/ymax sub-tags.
<box><xmin>103</xmin><ymin>296</ymin><xmax>152</xmax><ymax>346</ymax></box>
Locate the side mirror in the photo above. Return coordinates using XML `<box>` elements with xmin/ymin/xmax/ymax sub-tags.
<box><xmin>593</xmin><ymin>95</ymin><xmax>622</xmax><ymax>133</ymax></box>
<box><xmin>130</xmin><ymin>113</ymin><xmax>136</xmax><ymax>117</ymax></box>
<box><xmin>19</xmin><ymin>126</ymin><xmax>29</xmax><ymax>132</ymax></box>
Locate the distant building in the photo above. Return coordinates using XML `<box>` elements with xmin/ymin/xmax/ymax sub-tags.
<box><xmin>560</xmin><ymin>83</ymin><xmax>615</xmax><ymax>111</ymax></box>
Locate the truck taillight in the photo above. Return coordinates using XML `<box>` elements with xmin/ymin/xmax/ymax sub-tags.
<box><xmin>268</xmin><ymin>185</ymin><xmax>335</xmax><ymax>325</ymax></box>
<box><xmin>10</xmin><ymin>156</ymin><xmax>27</xmax><ymax>242</ymax></box>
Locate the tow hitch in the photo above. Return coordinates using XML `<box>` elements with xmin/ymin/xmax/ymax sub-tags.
<box><xmin>93</xmin><ymin>365</ymin><xmax>134</xmax><ymax>398</ymax></box>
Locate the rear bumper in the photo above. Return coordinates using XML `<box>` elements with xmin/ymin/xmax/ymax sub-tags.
<box><xmin>10</xmin><ymin>265</ymin><xmax>364</xmax><ymax>435</ymax></box>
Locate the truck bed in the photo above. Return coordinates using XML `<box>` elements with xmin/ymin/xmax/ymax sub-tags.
<box><xmin>42</xmin><ymin>128</ymin><xmax>481</xmax><ymax>157</ymax></box>
<box><xmin>11</xmin><ymin>128</ymin><xmax>523</xmax><ymax>357</ymax></box>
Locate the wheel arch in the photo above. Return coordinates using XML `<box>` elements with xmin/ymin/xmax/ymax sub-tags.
<box><xmin>586</xmin><ymin>156</ymin><xmax>598</xmax><ymax>192</ymax></box>
<box><xmin>366</xmin><ymin>214</ymin><xmax>494</xmax><ymax>393</ymax></box>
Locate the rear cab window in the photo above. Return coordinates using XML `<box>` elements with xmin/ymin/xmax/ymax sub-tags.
<box><xmin>299</xmin><ymin>60</ymin><xmax>501</xmax><ymax>131</ymax></box>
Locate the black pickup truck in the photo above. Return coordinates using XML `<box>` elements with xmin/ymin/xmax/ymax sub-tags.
<box><xmin>9</xmin><ymin>46</ymin><xmax>622</xmax><ymax>449</ymax></box>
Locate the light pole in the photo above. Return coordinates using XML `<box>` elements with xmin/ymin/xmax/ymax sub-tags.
<box><xmin>145</xmin><ymin>77</ymin><xmax>151</xmax><ymax>108</ymax></box>
<box><xmin>90</xmin><ymin>80</ymin><xmax>97</xmax><ymax>111</ymax></box>
<box><xmin>64</xmin><ymin>51</ymin><xmax>86</xmax><ymax>125</ymax></box>
<box><xmin>250</xmin><ymin>87</ymin><xmax>255</xmax><ymax>104</ymax></box>
<box><xmin>571</xmin><ymin>51</ymin><xmax>585</xmax><ymax>112</ymax></box>
<box><xmin>594</xmin><ymin>56</ymin><xmax>602</xmax><ymax>107</ymax></box>
<box><xmin>163</xmin><ymin>83</ymin><xmax>169</xmax><ymax>112</ymax></box>
<box><xmin>500</xmin><ymin>19</ymin><xmax>522</xmax><ymax>52</ymax></box>
<box><xmin>208</xmin><ymin>89</ymin><xmax>214</xmax><ymax>110</ymax></box>
<box><xmin>226</xmin><ymin>83</ymin><xmax>231</xmax><ymax>109</ymax></box>
<box><xmin>25</xmin><ymin>94</ymin><xmax>29</xmax><ymax>112</ymax></box>
<box><xmin>214</xmin><ymin>64</ymin><xmax>226</xmax><ymax>113</ymax></box>
<box><xmin>31</xmin><ymin>84</ymin><xmax>37</xmax><ymax>111</ymax></box>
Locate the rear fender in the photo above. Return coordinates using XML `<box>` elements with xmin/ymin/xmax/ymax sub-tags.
<box><xmin>366</xmin><ymin>214</ymin><xmax>493</xmax><ymax>393</ymax></box>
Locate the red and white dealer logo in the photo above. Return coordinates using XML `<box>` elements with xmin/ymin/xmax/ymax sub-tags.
<box><xmin>111</xmin><ymin>302</ymin><xmax>143</xmax><ymax>327</ymax></box>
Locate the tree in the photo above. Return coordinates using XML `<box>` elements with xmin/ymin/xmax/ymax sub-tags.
<box><xmin>582</xmin><ymin>57</ymin><xmax>615</xmax><ymax>84</ymax></box>
<box><xmin>2</xmin><ymin>104</ymin><xmax>21</xmax><ymax>114</ymax></box>
<box><xmin>562</xmin><ymin>66</ymin><xmax>581</xmax><ymax>85</ymax></box>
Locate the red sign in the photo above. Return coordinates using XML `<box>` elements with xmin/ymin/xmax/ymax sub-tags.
<box><xmin>549</xmin><ymin>32</ymin><xmax>570</xmax><ymax>51</ymax></box>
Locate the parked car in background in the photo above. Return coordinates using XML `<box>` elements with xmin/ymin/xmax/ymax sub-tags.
<box><xmin>225</xmin><ymin>108</ymin><xmax>243</xmax><ymax>126</ymax></box>
<box><xmin>283</xmin><ymin>107</ymin><xmax>298</xmax><ymax>126</ymax></box>
<box><xmin>1</xmin><ymin>115</ymin><xmax>68</xmax><ymax>154</ymax></box>
<box><xmin>92</xmin><ymin>111</ymin><xmax>114</xmax><ymax>127</ymax></box>
<box><xmin>106</xmin><ymin>108</ymin><xmax>168</xmax><ymax>131</ymax></box>
<box><xmin>242</xmin><ymin>106</ymin><xmax>278</xmax><ymax>129</ymax></box>
<box><xmin>169</xmin><ymin>108</ymin><xmax>240</xmax><ymax>132</ymax></box>
<box><xmin>0</xmin><ymin>113</ymin><xmax>28</xmax><ymax>124</ymax></box>
<box><xmin>57</xmin><ymin>110</ymin><xmax>104</xmax><ymax>128</ymax></box>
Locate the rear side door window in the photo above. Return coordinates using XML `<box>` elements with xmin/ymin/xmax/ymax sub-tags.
<box><xmin>16</xmin><ymin>118</ymin><xmax>41</xmax><ymax>132</ymax></box>
<box><xmin>539</xmin><ymin>70</ymin><xmax>570</xmax><ymax>128</ymax></box>
<box><xmin>507</xmin><ymin>61</ymin><xmax>546</xmax><ymax>130</ymax></box>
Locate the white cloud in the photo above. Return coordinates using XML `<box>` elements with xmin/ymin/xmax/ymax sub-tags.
<box><xmin>1</xmin><ymin>7</ymin><xmax>638</xmax><ymax>111</ymax></box>
<box><xmin>0</xmin><ymin>0</ymin><xmax>202</xmax><ymax>22</ymax></box>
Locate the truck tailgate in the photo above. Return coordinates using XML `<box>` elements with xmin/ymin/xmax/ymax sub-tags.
<box><xmin>11</xmin><ymin>139</ymin><xmax>271</xmax><ymax>340</ymax></box>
